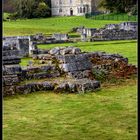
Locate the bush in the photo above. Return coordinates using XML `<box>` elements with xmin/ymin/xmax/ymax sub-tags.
<box><xmin>33</xmin><ymin>2</ymin><xmax>51</xmax><ymax>18</ymax></box>
<box><xmin>92</xmin><ymin>68</ymin><xmax>108</xmax><ymax>82</ymax></box>
<box><xmin>8</xmin><ymin>13</ymin><xmax>18</xmax><ymax>20</ymax></box>
<box><xmin>129</xmin><ymin>5</ymin><xmax>137</xmax><ymax>15</ymax></box>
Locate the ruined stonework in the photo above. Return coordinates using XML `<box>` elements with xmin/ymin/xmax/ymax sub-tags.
<box><xmin>2</xmin><ymin>34</ymin><xmax>72</xmax><ymax>58</ymax></box>
<box><xmin>3</xmin><ymin>54</ymin><xmax>22</xmax><ymax>96</ymax></box>
<box><xmin>52</xmin><ymin>33</ymin><xmax>69</xmax><ymax>41</ymax></box>
<box><xmin>3</xmin><ymin>46</ymin><xmax>137</xmax><ymax>96</ymax></box>
<box><xmin>51</xmin><ymin>0</ymin><xmax>98</xmax><ymax>16</ymax></box>
<box><xmin>74</xmin><ymin>22</ymin><xmax>138</xmax><ymax>41</ymax></box>
<box><xmin>3</xmin><ymin>36</ymin><xmax>36</xmax><ymax>57</ymax></box>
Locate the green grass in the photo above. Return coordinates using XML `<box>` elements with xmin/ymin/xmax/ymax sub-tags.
<box><xmin>87</xmin><ymin>13</ymin><xmax>137</xmax><ymax>21</ymax></box>
<box><xmin>38</xmin><ymin>40</ymin><xmax>137</xmax><ymax>65</ymax></box>
<box><xmin>3</xmin><ymin>16</ymin><xmax>125</xmax><ymax>36</ymax></box>
<box><xmin>3</xmin><ymin>16</ymin><xmax>137</xmax><ymax>140</ymax></box>
<box><xmin>3</xmin><ymin>79</ymin><xmax>137</xmax><ymax>140</ymax></box>
<box><xmin>19</xmin><ymin>57</ymin><xmax>33</xmax><ymax>67</ymax></box>
<box><xmin>3</xmin><ymin>13</ymin><xmax>10</xmax><ymax>20</ymax></box>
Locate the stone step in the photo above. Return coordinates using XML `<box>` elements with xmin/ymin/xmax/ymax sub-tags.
<box><xmin>14</xmin><ymin>79</ymin><xmax>100</xmax><ymax>95</ymax></box>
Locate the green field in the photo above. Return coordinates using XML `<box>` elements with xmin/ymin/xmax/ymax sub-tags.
<box><xmin>3</xmin><ymin>16</ymin><xmax>137</xmax><ymax>140</ymax></box>
<box><xmin>3</xmin><ymin>16</ymin><xmax>125</xmax><ymax>36</ymax></box>
<box><xmin>3</xmin><ymin>79</ymin><xmax>137</xmax><ymax>140</ymax></box>
<box><xmin>86</xmin><ymin>13</ymin><xmax>137</xmax><ymax>21</ymax></box>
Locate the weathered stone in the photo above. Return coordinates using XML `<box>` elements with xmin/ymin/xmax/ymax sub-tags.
<box><xmin>49</xmin><ymin>47</ymin><xmax>61</xmax><ymax>55</ymax></box>
<box><xmin>76</xmin><ymin>79</ymin><xmax>100</xmax><ymax>93</ymax></box>
<box><xmin>67</xmin><ymin>70</ymin><xmax>92</xmax><ymax>79</ymax></box>
<box><xmin>16</xmin><ymin>85</ymin><xmax>32</xmax><ymax>94</ymax></box>
<box><xmin>54</xmin><ymin>83</ymin><xmax>68</xmax><ymax>93</ymax></box>
<box><xmin>3</xmin><ymin>75</ymin><xmax>19</xmax><ymax>86</ymax></box>
<box><xmin>3</xmin><ymin>86</ymin><xmax>15</xmax><ymax>96</ymax></box>
<box><xmin>42</xmin><ymin>82</ymin><xmax>55</xmax><ymax>90</ymax></box>
<box><xmin>52</xmin><ymin>34</ymin><xmax>69</xmax><ymax>41</ymax></box>
<box><xmin>67</xmin><ymin>82</ymin><xmax>77</xmax><ymax>93</ymax></box>
<box><xmin>3</xmin><ymin>65</ymin><xmax>22</xmax><ymax>75</ymax></box>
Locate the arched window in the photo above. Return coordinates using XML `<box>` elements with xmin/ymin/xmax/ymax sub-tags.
<box><xmin>59</xmin><ymin>8</ymin><xmax>62</xmax><ymax>13</ymax></box>
<box><xmin>80</xmin><ymin>7</ymin><xmax>82</xmax><ymax>13</ymax></box>
<box><xmin>83</xmin><ymin>7</ymin><xmax>85</xmax><ymax>13</ymax></box>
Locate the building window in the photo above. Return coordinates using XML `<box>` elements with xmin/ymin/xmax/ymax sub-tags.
<box><xmin>70</xmin><ymin>0</ymin><xmax>72</xmax><ymax>4</ymax></box>
<box><xmin>59</xmin><ymin>8</ymin><xmax>62</xmax><ymax>13</ymax></box>
<box><xmin>59</xmin><ymin>0</ymin><xmax>62</xmax><ymax>4</ymax></box>
<box><xmin>83</xmin><ymin>7</ymin><xmax>85</xmax><ymax>13</ymax></box>
<box><xmin>80</xmin><ymin>7</ymin><xmax>82</xmax><ymax>13</ymax></box>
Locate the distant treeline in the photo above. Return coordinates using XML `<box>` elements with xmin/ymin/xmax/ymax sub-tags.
<box><xmin>99</xmin><ymin>0</ymin><xmax>137</xmax><ymax>15</ymax></box>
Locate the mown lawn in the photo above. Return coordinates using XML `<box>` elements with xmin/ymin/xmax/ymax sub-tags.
<box><xmin>3</xmin><ymin>16</ymin><xmax>138</xmax><ymax>140</ymax></box>
<box><xmin>3</xmin><ymin>16</ymin><xmax>124</xmax><ymax>36</ymax></box>
<box><xmin>87</xmin><ymin>13</ymin><xmax>137</xmax><ymax>21</ymax></box>
<box><xmin>3</xmin><ymin>79</ymin><xmax>137</xmax><ymax>140</ymax></box>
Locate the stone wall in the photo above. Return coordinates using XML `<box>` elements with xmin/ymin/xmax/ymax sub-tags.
<box><xmin>52</xmin><ymin>33</ymin><xmax>69</xmax><ymax>41</ymax></box>
<box><xmin>3</xmin><ymin>36</ymin><xmax>35</xmax><ymax>57</ymax></box>
<box><xmin>3</xmin><ymin>46</ymin><xmax>137</xmax><ymax>96</ymax></box>
<box><xmin>3</xmin><ymin>55</ymin><xmax>22</xmax><ymax>96</ymax></box>
<box><xmin>74</xmin><ymin>22</ymin><xmax>138</xmax><ymax>41</ymax></box>
<box><xmin>90</xmin><ymin>28</ymin><xmax>137</xmax><ymax>41</ymax></box>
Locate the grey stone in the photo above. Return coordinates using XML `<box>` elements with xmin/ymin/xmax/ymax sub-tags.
<box><xmin>3</xmin><ymin>75</ymin><xmax>19</xmax><ymax>86</ymax></box>
<box><xmin>3</xmin><ymin>65</ymin><xmax>22</xmax><ymax>75</ymax></box>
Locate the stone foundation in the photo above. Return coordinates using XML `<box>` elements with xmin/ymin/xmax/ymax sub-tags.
<box><xmin>3</xmin><ymin>46</ymin><xmax>137</xmax><ymax>96</ymax></box>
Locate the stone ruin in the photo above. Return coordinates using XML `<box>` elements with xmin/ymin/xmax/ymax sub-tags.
<box><xmin>3</xmin><ymin>46</ymin><xmax>137</xmax><ymax>96</ymax></box>
<box><xmin>29</xmin><ymin>33</ymin><xmax>70</xmax><ymax>44</ymax></box>
<box><xmin>2</xmin><ymin>33</ymin><xmax>71</xmax><ymax>57</ymax></box>
<box><xmin>3</xmin><ymin>36</ymin><xmax>38</xmax><ymax>57</ymax></box>
<box><xmin>52</xmin><ymin>33</ymin><xmax>69</xmax><ymax>41</ymax></box>
<box><xmin>73</xmin><ymin>22</ymin><xmax>137</xmax><ymax>41</ymax></box>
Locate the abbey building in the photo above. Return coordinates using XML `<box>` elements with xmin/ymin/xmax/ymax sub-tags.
<box><xmin>51</xmin><ymin>0</ymin><xmax>97</xmax><ymax>16</ymax></box>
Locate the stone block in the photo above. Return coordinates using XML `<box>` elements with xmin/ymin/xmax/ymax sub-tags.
<box><xmin>3</xmin><ymin>65</ymin><xmax>22</xmax><ymax>75</ymax></box>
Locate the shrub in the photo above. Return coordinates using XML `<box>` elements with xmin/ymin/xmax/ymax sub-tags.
<box><xmin>129</xmin><ymin>5</ymin><xmax>137</xmax><ymax>15</ymax></box>
<box><xmin>92</xmin><ymin>68</ymin><xmax>108</xmax><ymax>82</ymax></box>
<box><xmin>8</xmin><ymin>13</ymin><xmax>18</xmax><ymax>20</ymax></box>
<box><xmin>33</xmin><ymin>2</ymin><xmax>51</xmax><ymax>18</ymax></box>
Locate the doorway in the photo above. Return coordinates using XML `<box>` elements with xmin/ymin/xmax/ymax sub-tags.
<box><xmin>70</xmin><ymin>8</ymin><xmax>73</xmax><ymax>16</ymax></box>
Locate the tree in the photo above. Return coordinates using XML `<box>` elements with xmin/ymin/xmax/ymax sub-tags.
<box><xmin>33</xmin><ymin>2</ymin><xmax>51</xmax><ymax>18</ymax></box>
<box><xmin>99</xmin><ymin>0</ymin><xmax>137</xmax><ymax>13</ymax></box>
<box><xmin>3</xmin><ymin>0</ymin><xmax>16</xmax><ymax>13</ymax></box>
<box><xmin>14</xmin><ymin>0</ymin><xmax>51</xmax><ymax>18</ymax></box>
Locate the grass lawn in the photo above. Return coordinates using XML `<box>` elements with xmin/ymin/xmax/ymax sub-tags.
<box><xmin>3</xmin><ymin>16</ymin><xmax>125</xmax><ymax>36</ymax></box>
<box><xmin>87</xmin><ymin>13</ymin><xmax>137</xmax><ymax>21</ymax></box>
<box><xmin>3</xmin><ymin>79</ymin><xmax>137</xmax><ymax>140</ymax></box>
<box><xmin>3</xmin><ymin>16</ymin><xmax>138</xmax><ymax>140</ymax></box>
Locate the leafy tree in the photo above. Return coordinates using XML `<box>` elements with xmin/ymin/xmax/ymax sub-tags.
<box><xmin>33</xmin><ymin>2</ymin><xmax>51</xmax><ymax>18</ymax></box>
<box><xmin>14</xmin><ymin>0</ymin><xmax>51</xmax><ymax>18</ymax></box>
<box><xmin>3</xmin><ymin>0</ymin><xmax>16</xmax><ymax>13</ymax></box>
<box><xmin>99</xmin><ymin>0</ymin><xmax>137</xmax><ymax>13</ymax></box>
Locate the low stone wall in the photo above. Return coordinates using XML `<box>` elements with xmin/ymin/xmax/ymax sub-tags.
<box><xmin>3</xmin><ymin>46</ymin><xmax>137</xmax><ymax>96</ymax></box>
<box><xmin>90</xmin><ymin>28</ymin><xmax>137</xmax><ymax>41</ymax></box>
<box><xmin>74</xmin><ymin>22</ymin><xmax>138</xmax><ymax>41</ymax></box>
<box><xmin>52</xmin><ymin>33</ymin><xmax>69</xmax><ymax>41</ymax></box>
<box><xmin>3</xmin><ymin>36</ymin><xmax>38</xmax><ymax>57</ymax></box>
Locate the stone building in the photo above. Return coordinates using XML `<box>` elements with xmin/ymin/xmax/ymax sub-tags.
<box><xmin>51</xmin><ymin>0</ymin><xmax>97</xmax><ymax>16</ymax></box>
